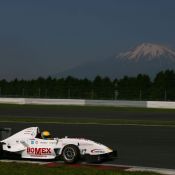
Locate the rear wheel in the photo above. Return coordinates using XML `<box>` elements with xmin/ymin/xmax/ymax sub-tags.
<box><xmin>62</xmin><ymin>145</ymin><xmax>79</xmax><ymax>164</ymax></box>
<box><xmin>0</xmin><ymin>143</ymin><xmax>4</xmax><ymax>158</ymax></box>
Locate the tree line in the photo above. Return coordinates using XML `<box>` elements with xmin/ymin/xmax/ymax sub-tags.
<box><xmin>0</xmin><ymin>70</ymin><xmax>175</xmax><ymax>101</ymax></box>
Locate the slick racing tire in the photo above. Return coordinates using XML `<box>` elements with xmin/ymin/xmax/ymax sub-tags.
<box><xmin>0</xmin><ymin>143</ymin><xmax>3</xmax><ymax>158</ymax></box>
<box><xmin>62</xmin><ymin>145</ymin><xmax>79</xmax><ymax>164</ymax></box>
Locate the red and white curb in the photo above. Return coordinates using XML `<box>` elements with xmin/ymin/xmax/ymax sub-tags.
<box><xmin>1</xmin><ymin>160</ymin><xmax>175</xmax><ymax>175</ymax></box>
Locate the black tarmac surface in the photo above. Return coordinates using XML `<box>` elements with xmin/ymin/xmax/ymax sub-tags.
<box><xmin>0</xmin><ymin>106</ymin><xmax>175</xmax><ymax>169</ymax></box>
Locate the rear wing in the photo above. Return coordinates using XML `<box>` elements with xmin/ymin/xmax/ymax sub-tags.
<box><xmin>0</xmin><ymin>128</ymin><xmax>11</xmax><ymax>141</ymax></box>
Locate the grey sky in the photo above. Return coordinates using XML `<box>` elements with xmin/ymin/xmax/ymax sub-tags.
<box><xmin>0</xmin><ymin>0</ymin><xmax>175</xmax><ymax>79</ymax></box>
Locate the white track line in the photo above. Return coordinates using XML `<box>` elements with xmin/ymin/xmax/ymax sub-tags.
<box><xmin>83</xmin><ymin>163</ymin><xmax>175</xmax><ymax>175</ymax></box>
<box><xmin>127</xmin><ymin>166</ymin><xmax>175</xmax><ymax>175</ymax></box>
<box><xmin>0</xmin><ymin>159</ymin><xmax>49</xmax><ymax>165</ymax></box>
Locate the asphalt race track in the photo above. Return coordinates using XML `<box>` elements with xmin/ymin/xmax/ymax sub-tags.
<box><xmin>0</xmin><ymin>122</ymin><xmax>175</xmax><ymax>169</ymax></box>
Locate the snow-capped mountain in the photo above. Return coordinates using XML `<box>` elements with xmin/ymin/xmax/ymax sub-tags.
<box><xmin>56</xmin><ymin>43</ymin><xmax>175</xmax><ymax>79</ymax></box>
<box><xmin>117</xmin><ymin>43</ymin><xmax>175</xmax><ymax>62</ymax></box>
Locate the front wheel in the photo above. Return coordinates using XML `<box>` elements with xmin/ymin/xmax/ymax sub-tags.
<box><xmin>62</xmin><ymin>145</ymin><xmax>79</xmax><ymax>164</ymax></box>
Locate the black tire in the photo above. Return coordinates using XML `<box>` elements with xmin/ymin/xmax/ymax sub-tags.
<box><xmin>62</xmin><ymin>145</ymin><xmax>79</xmax><ymax>164</ymax></box>
<box><xmin>0</xmin><ymin>143</ymin><xmax>4</xmax><ymax>158</ymax></box>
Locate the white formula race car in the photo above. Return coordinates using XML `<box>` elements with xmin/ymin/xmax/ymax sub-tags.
<box><xmin>0</xmin><ymin>127</ymin><xmax>117</xmax><ymax>163</ymax></box>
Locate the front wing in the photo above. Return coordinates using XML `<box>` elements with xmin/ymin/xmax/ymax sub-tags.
<box><xmin>83</xmin><ymin>150</ymin><xmax>117</xmax><ymax>163</ymax></box>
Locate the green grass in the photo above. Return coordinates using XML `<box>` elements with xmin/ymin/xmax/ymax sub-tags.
<box><xmin>0</xmin><ymin>103</ymin><xmax>175</xmax><ymax>113</ymax></box>
<box><xmin>0</xmin><ymin>162</ymin><xmax>160</xmax><ymax>175</ymax></box>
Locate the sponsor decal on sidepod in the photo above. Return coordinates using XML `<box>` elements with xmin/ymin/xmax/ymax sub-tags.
<box><xmin>27</xmin><ymin>147</ymin><xmax>51</xmax><ymax>155</ymax></box>
<box><xmin>91</xmin><ymin>149</ymin><xmax>105</xmax><ymax>154</ymax></box>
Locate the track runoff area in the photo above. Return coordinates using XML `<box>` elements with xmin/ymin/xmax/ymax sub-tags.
<box><xmin>0</xmin><ymin>104</ymin><xmax>175</xmax><ymax>174</ymax></box>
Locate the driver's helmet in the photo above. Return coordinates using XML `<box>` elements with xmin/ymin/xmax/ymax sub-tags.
<box><xmin>41</xmin><ymin>130</ymin><xmax>51</xmax><ymax>139</ymax></box>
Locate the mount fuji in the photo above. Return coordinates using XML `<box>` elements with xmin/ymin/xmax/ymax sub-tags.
<box><xmin>56</xmin><ymin>43</ymin><xmax>175</xmax><ymax>79</ymax></box>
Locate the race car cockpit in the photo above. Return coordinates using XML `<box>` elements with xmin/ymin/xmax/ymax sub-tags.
<box><xmin>36</xmin><ymin>130</ymin><xmax>52</xmax><ymax>140</ymax></box>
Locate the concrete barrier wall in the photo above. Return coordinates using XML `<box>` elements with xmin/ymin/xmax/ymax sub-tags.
<box><xmin>147</xmin><ymin>101</ymin><xmax>175</xmax><ymax>109</ymax></box>
<box><xmin>25</xmin><ymin>98</ymin><xmax>85</xmax><ymax>106</ymax></box>
<box><xmin>85</xmin><ymin>100</ymin><xmax>147</xmax><ymax>108</ymax></box>
<box><xmin>0</xmin><ymin>98</ymin><xmax>174</xmax><ymax>109</ymax></box>
<box><xmin>0</xmin><ymin>98</ymin><xmax>85</xmax><ymax>106</ymax></box>
<box><xmin>0</xmin><ymin>98</ymin><xmax>25</xmax><ymax>104</ymax></box>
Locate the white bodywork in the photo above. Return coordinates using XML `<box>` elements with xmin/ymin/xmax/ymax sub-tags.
<box><xmin>1</xmin><ymin>127</ymin><xmax>113</xmax><ymax>160</ymax></box>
